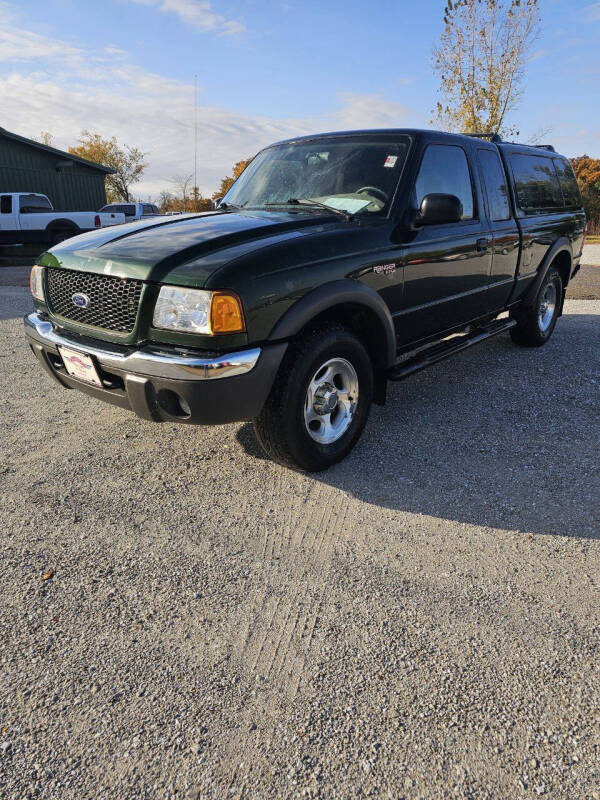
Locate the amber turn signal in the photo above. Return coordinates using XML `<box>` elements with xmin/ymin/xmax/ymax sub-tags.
<box><xmin>210</xmin><ymin>292</ymin><xmax>245</xmax><ymax>334</ymax></box>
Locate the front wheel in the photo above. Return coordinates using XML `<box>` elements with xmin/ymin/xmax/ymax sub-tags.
<box><xmin>253</xmin><ymin>324</ymin><xmax>374</xmax><ymax>471</ymax></box>
<box><xmin>510</xmin><ymin>267</ymin><xmax>563</xmax><ymax>347</ymax></box>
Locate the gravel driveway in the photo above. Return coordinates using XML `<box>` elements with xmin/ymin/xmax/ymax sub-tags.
<box><xmin>582</xmin><ymin>242</ymin><xmax>600</xmax><ymax>266</ymax></box>
<box><xmin>1</xmin><ymin>288</ymin><xmax>599</xmax><ymax>800</ymax></box>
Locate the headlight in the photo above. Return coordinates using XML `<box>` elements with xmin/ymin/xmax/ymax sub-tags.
<box><xmin>152</xmin><ymin>286</ymin><xmax>245</xmax><ymax>334</ymax></box>
<box><xmin>30</xmin><ymin>265</ymin><xmax>45</xmax><ymax>302</ymax></box>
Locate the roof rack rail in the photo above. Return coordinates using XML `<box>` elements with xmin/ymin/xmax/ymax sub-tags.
<box><xmin>464</xmin><ymin>133</ymin><xmax>503</xmax><ymax>143</ymax></box>
<box><xmin>533</xmin><ymin>144</ymin><xmax>556</xmax><ymax>152</ymax></box>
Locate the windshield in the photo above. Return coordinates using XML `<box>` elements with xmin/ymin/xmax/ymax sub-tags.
<box><xmin>222</xmin><ymin>135</ymin><xmax>410</xmax><ymax>216</ymax></box>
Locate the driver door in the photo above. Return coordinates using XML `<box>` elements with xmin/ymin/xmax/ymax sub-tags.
<box><xmin>395</xmin><ymin>143</ymin><xmax>493</xmax><ymax>345</ymax></box>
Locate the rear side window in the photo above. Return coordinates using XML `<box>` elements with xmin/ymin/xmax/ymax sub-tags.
<box><xmin>103</xmin><ymin>204</ymin><xmax>135</xmax><ymax>216</ymax></box>
<box><xmin>553</xmin><ymin>159</ymin><xmax>581</xmax><ymax>207</ymax></box>
<box><xmin>0</xmin><ymin>195</ymin><xmax>12</xmax><ymax>213</ymax></box>
<box><xmin>509</xmin><ymin>154</ymin><xmax>563</xmax><ymax>212</ymax></box>
<box><xmin>142</xmin><ymin>204</ymin><xmax>158</xmax><ymax>215</ymax></box>
<box><xmin>478</xmin><ymin>149</ymin><xmax>511</xmax><ymax>221</ymax></box>
<box><xmin>415</xmin><ymin>144</ymin><xmax>475</xmax><ymax>220</ymax></box>
<box><xmin>19</xmin><ymin>194</ymin><xmax>53</xmax><ymax>213</ymax></box>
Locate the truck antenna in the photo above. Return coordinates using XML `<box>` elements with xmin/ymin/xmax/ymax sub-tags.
<box><xmin>194</xmin><ymin>74</ymin><xmax>198</xmax><ymax>212</ymax></box>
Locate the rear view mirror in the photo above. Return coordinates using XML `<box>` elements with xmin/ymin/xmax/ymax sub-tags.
<box><xmin>417</xmin><ymin>193</ymin><xmax>463</xmax><ymax>226</ymax></box>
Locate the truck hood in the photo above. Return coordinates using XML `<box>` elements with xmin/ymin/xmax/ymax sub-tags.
<box><xmin>41</xmin><ymin>210</ymin><xmax>335</xmax><ymax>286</ymax></box>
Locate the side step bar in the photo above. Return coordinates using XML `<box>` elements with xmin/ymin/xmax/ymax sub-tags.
<box><xmin>387</xmin><ymin>318</ymin><xmax>516</xmax><ymax>382</ymax></box>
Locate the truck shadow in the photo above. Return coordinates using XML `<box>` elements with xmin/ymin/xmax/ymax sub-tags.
<box><xmin>237</xmin><ymin>313</ymin><xmax>599</xmax><ymax>540</ymax></box>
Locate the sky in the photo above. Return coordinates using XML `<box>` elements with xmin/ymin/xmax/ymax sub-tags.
<box><xmin>1</xmin><ymin>0</ymin><xmax>599</xmax><ymax>201</ymax></box>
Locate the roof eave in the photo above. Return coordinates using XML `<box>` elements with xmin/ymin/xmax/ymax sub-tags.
<box><xmin>0</xmin><ymin>126</ymin><xmax>115</xmax><ymax>173</ymax></box>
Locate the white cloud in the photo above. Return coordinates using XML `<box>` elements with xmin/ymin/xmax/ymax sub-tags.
<box><xmin>0</xmin><ymin>8</ymin><xmax>416</xmax><ymax>199</ymax></box>
<box><xmin>130</xmin><ymin>0</ymin><xmax>245</xmax><ymax>35</ymax></box>
<box><xmin>585</xmin><ymin>3</ymin><xmax>600</xmax><ymax>21</ymax></box>
<box><xmin>0</xmin><ymin>70</ymin><xmax>312</xmax><ymax>198</ymax></box>
<box><xmin>334</xmin><ymin>93</ymin><xmax>411</xmax><ymax>129</ymax></box>
<box><xmin>0</xmin><ymin>17</ymin><xmax>83</xmax><ymax>63</ymax></box>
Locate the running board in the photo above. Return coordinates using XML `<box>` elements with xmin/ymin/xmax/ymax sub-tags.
<box><xmin>387</xmin><ymin>318</ymin><xmax>516</xmax><ymax>382</ymax></box>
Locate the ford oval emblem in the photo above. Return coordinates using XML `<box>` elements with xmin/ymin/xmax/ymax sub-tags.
<box><xmin>72</xmin><ymin>292</ymin><xmax>90</xmax><ymax>308</ymax></box>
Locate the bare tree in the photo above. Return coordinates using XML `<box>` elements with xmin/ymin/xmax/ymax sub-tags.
<box><xmin>432</xmin><ymin>0</ymin><xmax>540</xmax><ymax>136</ymax></box>
<box><xmin>170</xmin><ymin>174</ymin><xmax>193</xmax><ymax>206</ymax></box>
<box><xmin>158</xmin><ymin>190</ymin><xmax>173</xmax><ymax>211</ymax></box>
<box><xmin>159</xmin><ymin>180</ymin><xmax>212</xmax><ymax>213</ymax></box>
<box><xmin>523</xmin><ymin>125</ymin><xmax>552</xmax><ymax>145</ymax></box>
<box><xmin>38</xmin><ymin>131</ymin><xmax>54</xmax><ymax>146</ymax></box>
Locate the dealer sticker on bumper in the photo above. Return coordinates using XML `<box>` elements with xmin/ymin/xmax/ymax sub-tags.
<box><xmin>58</xmin><ymin>346</ymin><xmax>102</xmax><ymax>387</ymax></box>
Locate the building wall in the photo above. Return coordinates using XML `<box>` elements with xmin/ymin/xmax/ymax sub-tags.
<box><xmin>0</xmin><ymin>136</ymin><xmax>108</xmax><ymax>211</ymax></box>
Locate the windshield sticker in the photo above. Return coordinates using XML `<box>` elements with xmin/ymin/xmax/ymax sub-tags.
<box><xmin>384</xmin><ymin>155</ymin><xmax>398</xmax><ymax>168</ymax></box>
<box><xmin>323</xmin><ymin>197</ymin><xmax>372</xmax><ymax>213</ymax></box>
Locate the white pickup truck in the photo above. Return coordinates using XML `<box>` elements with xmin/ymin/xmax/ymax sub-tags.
<box><xmin>0</xmin><ymin>193</ymin><xmax>126</xmax><ymax>247</ymax></box>
<box><xmin>99</xmin><ymin>201</ymin><xmax>161</xmax><ymax>222</ymax></box>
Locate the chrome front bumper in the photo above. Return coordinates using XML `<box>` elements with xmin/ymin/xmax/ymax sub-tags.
<box><xmin>24</xmin><ymin>312</ymin><xmax>261</xmax><ymax>380</ymax></box>
<box><xmin>24</xmin><ymin>312</ymin><xmax>287</xmax><ymax>425</ymax></box>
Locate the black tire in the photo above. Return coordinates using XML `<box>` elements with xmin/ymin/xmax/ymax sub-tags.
<box><xmin>50</xmin><ymin>228</ymin><xmax>76</xmax><ymax>246</ymax></box>
<box><xmin>510</xmin><ymin>267</ymin><xmax>563</xmax><ymax>347</ymax></box>
<box><xmin>253</xmin><ymin>323</ymin><xmax>374</xmax><ymax>471</ymax></box>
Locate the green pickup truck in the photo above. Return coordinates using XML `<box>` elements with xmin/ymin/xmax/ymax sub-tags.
<box><xmin>25</xmin><ymin>129</ymin><xmax>585</xmax><ymax>470</ymax></box>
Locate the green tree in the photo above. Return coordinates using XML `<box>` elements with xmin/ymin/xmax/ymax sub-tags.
<box><xmin>432</xmin><ymin>0</ymin><xmax>540</xmax><ymax>136</ymax></box>
<box><xmin>69</xmin><ymin>131</ymin><xmax>147</xmax><ymax>202</ymax></box>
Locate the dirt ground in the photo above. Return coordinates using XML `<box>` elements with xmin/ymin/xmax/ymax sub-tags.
<box><xmin>1</xmin><ymin>278</ymin><xmax>598</xmax><ymax>799</ymax></box>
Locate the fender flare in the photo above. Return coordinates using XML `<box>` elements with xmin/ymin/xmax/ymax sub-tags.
<box><xmin>522</xmin><ymin>236</ymin><xmax>572</xmax><ymax>309</ymax></box>
<box><xmin>45</xmin><ymin>219</ymin><xmax>80</xmax><ymax>234</ymax></box>
<box><xmin>267</xmin><ymin>279</ymin><xmax>397</xmax><ymax>369</ymax></box>
<box><xmin>44</xmin><ymin>219</ymin><xmax>80</xmax><ymax>245</ymax></box>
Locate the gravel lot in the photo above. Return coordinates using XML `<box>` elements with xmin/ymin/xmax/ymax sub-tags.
<box><xmin>1</xmin><ymin>285</ymin><xmax>599</xmax><ymax>800</ymax></box>
<box><xmin>582</xmin><ymin>242</ymin><xmax>600</xmax><ymax>266</ymax></box>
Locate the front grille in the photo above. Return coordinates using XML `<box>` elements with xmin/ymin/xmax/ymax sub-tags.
<box><xmin>46</xmin><ymin>268</ymin><xmax>143</xmax><ymax>333</ymax></box>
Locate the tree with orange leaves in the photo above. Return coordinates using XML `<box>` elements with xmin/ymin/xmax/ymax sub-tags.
<box><xmin>571</xmin><ymin>156</ymin><xmax>600</xmax><ymax>233</ymax></box>
<box><xmin>212</xmin><ymin>157</ymin><xmax>254</xmax><ymax>200</ymax></box>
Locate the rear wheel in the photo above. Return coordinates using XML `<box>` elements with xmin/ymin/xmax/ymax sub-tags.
<box><xmin>510</xmin><ymin>267</ymin><xmax>563</xmax><ymax>347</ymax></box>
<box><xmin>50</xmin><ymin>227</ymin><xmax>76</xmax><ymax>246</ymax></box>
<box><xmin>253</xmin><ymin>324</ymin><xmax>374</xmax><ymax>471</ymax></box>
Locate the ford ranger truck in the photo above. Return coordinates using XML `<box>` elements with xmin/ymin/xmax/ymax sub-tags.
<box><xmin>24</xmin><ymin>130</ymin><xmax>586</xmax><ymax>470</ymax></box>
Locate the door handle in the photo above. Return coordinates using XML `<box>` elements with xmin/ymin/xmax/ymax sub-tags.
<box><xmin>476</xmin><ymin>238</ymin><xmax>488</xmax><ymax>253</ymax></box>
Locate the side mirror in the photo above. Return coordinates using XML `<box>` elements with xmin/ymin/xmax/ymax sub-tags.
<box><xmin>417</xmin><ymin>193</ymin><xmax>463</xmax><ymax>226</ymax></box>
<box><xmin>212</xmin><ymin>197</ymin><xmax>223</xmax><ymax>210</ymax></box>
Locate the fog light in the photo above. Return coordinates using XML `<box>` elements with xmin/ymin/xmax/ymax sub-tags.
<box><xmin>156</xmin><ymin>389</ymin><xmax>191</xmax><ymax>419</ymax></box>
<box><xmin>179</xmin><ymin>397</ymin><xmax>191</xmax><ymax>416</ymax></box>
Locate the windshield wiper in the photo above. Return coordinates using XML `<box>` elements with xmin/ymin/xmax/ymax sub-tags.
<box><xmin>264</xmin><ymin>198</ymin><xmax>353</xmax><ymax>221</ymax></box>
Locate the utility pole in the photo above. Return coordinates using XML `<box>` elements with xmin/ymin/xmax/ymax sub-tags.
<box><xmin>194</xmin><ymin>74</ymin><xmax>198</xmax><ymax>212</ymax></box>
